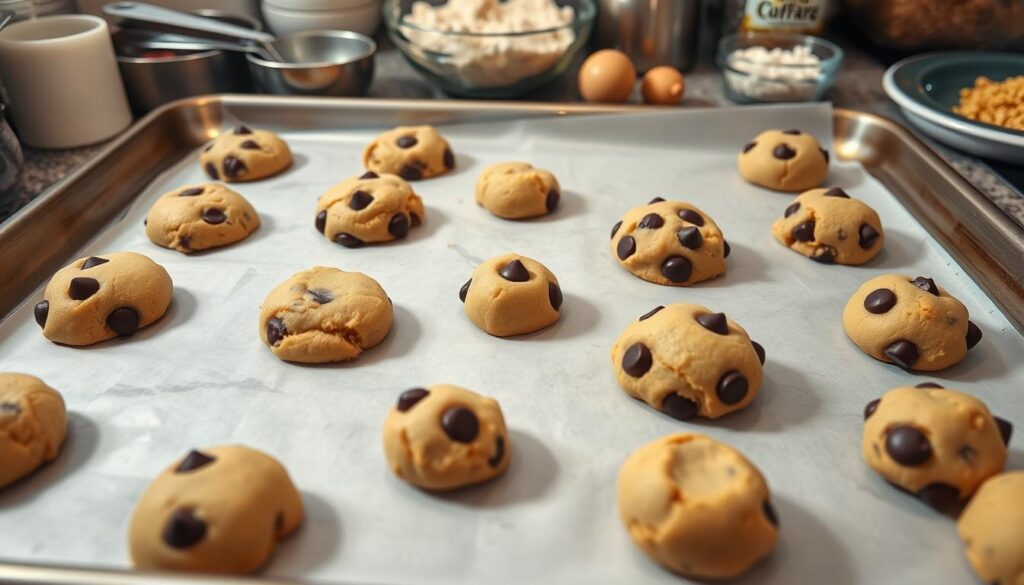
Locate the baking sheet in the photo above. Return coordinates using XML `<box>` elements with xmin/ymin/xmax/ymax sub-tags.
<box><xmin>1</xmin><ymin>102</ymin><xmax>1022</xmax><ymax>585</ymax></box>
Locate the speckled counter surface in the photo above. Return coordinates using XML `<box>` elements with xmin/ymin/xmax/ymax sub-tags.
<box><xmin>3</xmin><ymin>37</ymin><xmax>1023</xmax><ymax>226</ymax></box>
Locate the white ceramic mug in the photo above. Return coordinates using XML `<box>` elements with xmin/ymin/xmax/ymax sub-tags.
<box><xmin>0</xmin><ymin>15</ymin><xmax>132</xmax><ymax>149</ymax></box>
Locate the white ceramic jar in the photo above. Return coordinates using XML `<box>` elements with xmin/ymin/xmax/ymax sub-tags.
<box><xmin>261</xmin><ymin>0</ymin><xmax>381</xmax><ymax>38</ymax></box>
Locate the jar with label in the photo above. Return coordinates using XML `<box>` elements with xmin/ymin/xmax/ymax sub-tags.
<box><xmin>721</xmin><ymin>0</ymin><xmax>830</xmax><ymax>36</ymax></box>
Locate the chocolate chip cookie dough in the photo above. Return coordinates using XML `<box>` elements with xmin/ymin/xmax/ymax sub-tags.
<box><xmin>460</xmin><ymin>253</ymin><xmax>562</xmax><ymax>337</ymax></box>
<box><xmin>843</xmin><ymin>274</ymin><xmax>982</xmax><ymax>371</ymax></box>
<box><xmin>958</xmin><ymin>471</ymin><xmax>1024</xmax><ymax>585</ymax></box>
<box><xmin>363</xmin><ymin>125</ymin><xmax>454</xmax><ymax>181</ymax></box>
<box><xmin>475</xmin><ymin>162</ymin><xmax>560</xmax><ymax>219</ymax></box>
<box><xmin>771</xmin><ymin>187</ymin><xmax>883</xmax><ymax>264</ymax></box>
<box><xmin>382</xmin><ymin>384</ymin><xmax>510</xmax><ymax>490</ymax></box>
<box><xmin>145</xmin><ymin>183</ymin><xmax>260</xmax><ymax>253</ymax></box>
<box><xmin>0</xmin><ymin>373</ymin><xmax>67</xmax><ymax>489</ymax></box>
<box><xmin>35</xmin><ymin>252</ymin><xmax>173</xmax><ymax>346</ymax></box>
<box><xmin>738</xmin><ymin>129</ymin><xmax>829</xmax><ymax>192</ymax></box>
<box><xmin>862</xmin><ymin>384</ymin><xmax>1010</xmax><ymax>509</ymax></box>
<box><xmin>129</xmin><ymin>445</ymin><xmax>304</xmax><ymax>574</ymax></box>
<box><xmin>315</xmin><ymin>171</ymin><xmax>424</xmax><ymax>248</ymax></box>
<box><xmin>611</xmin><ymin>303</ymin><xmax>765</xmax><ymax>421</ymax></box>
<box><xmin>259</xmin><ymin>267</ymin><xmax>393</xmax><ymax>363</ymax></box>
<box><xmin>610</xmin><ymin>198</ymin><xmax>728</xmax><ymax>286</ymax></box>
<box><xmin>618</xmin><ymin>433</ymin><xmax>779</xmax><ymax>579</ymax></box>
<box><xmin>200</xmin><ymin>125</ymin><xmax>292</xmax><ymax>182</ymax></box>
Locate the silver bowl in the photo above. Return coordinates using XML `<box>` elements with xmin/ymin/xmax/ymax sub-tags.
<box><xmin>246</xmin><ymin>30</ymin><xmax>376</xmax><ymax>96</ymax></box>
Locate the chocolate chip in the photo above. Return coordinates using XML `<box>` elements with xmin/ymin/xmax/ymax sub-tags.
<box><xmin>396</xmin><ymin>135</ymin><xmax>417</xmax><ymax>148</ymax></box>
<box><xmin>360</xmin><ymin>170</ymin><xmax>379</xmax><ymax>179</ymax></box>
<box><xmin>724</xmin><ymin>240</ymin><xmax>731</xmax><ymax>258</ymax></box>
<box><xmin>399</xmin><ymin>165</ymin><xmax>422</xmax><ymax>181</ymax></box>
<box><xmin>884</xmin><ymin>340</ymin><xmax>919</xmax><ymax>369</ymax></box>
<box><xmin>548</xmin><ymin>282</ymin><xmax>562</xmax><ymax>310</ymax></box>
<box><xmin>763</xmin><ymin>501</ymin><xmax>779</xmax><ymax>526</ymax></box>
<box><xmin>622</xmin><ymin>342</ymin><xmax>652</xmax><ymax>377</ymax></box>
<box><xmin>911</xmin><ymin>276</ymin><xmax>939</xmax><ymax>296</ymax></box>
<box><xmin>717</xmin><ymin>371</ymin><xmax>748</xmax><ymax>404</ymax></box>
<box><xmin>234</xmin><ymin>125</ymin><xmax>252</xmax><ymax>135</ymax></box>
<box><xmin>678</xmin><ymin>209</ymin><xmax>704</xmax><ymax>226</ymax></box>
<box><xmin>488</xmin><ymin>436</ymin><xmax>505</xmax><ymax>467</ymax></box>
<box><xmin>69</xmin><ymin>277</ymin><xmax>99</xmax><ymax>301</ymax></box>
<box><xmin>824</xmin><ymin>187</ymin><xmax>849</xmax><ymax>198</ymax></box>
<box><xmin>677</xmin><ymin>226</ymin><xmax>702</xmax><ymax>250</ymax></box>
<box><xmin>811</xmin><ymin>246</ymin><xmax>836</xmax><ymax>263</ymax></box>
<box><xmin>315</xmin><ymin>210</ymin><xmax>327</xmax><ymax>234</ymax></box>
<box><xmin>782</xmin><ymin>129</ymin><xmax>801</xmax><ymax>135</ymax></box>
<box><xmin>864</xmin><ymin>398</ymin><xmax>880</xmax><ymax>420</ymax></box>
<box><xmin>163</xmin><ymin>509</ymin><xmax>207</xmax><ymax>549</ymax></box>
<box><xmin>80</xmin><ymin>256</ymin><xmax>109</xmax><ymax>271</ymax></box>
<box><xmin>107</xmin><ymin>307</ymin><xmax>139</xmax><ymax>336</ymax></box>
<box><xmin>820</xmin><ymin>148</ymin><xmax>830</xmax><ymax>163</ymax></box>
<box><xmin>792</xmin><ymin>220</ymin><xmax>815</xmax><ymax>242</ymax></box>
<box><xmin>222</xmin><ymin>156</ymin><xmax>246</xmax><ymax>179</ymax></box>
<box><xmin>175</xmin><ymin>450</ymin><xmax>215</xmax><ymax>473</ymax></box>
<box><xmin>499</xmin><ymin>259</ymin><xmax>530</xmax><ymax>282</ymax></box>
<box><xmin>917</xmin><ymin>483</ymin><xmax>960</xmax><ymax>510</ymax></box>
<box><xmin>784</xmin><ymin>204</ymin><xmax>801</xmax><ymax>219</ymax></box>
<box><xmin>388</xmin><ymin>214</ymin><xmax>410</xmax><ymax>239</ymax></box>
<box><xmin>334</xmin><ymin>233</ymin><xmax>364</xmax><ymax>248</ymax></box>
<box><xmin>859</xmin><ymin>224</ymin><xmax>880</xmax><ymax>249</ymax></box>
<box><xmin>459</xmin><ymin>279</ymin><xmax>471</xmax><ymax>303</ymax></box>
<box><xmin>966</xmin><ymin>321</ymin><xmax>982</xmax><ymax>349</ymax></box>
<box><xmin>410</xmin><ymin>212</ymin><xmax>421</xmax><ymax>227</ymax></box>
<box><xmin>397</xmin><ymin>388</ymin><xmax>429</xmax><ymax>412</ymax></box>
<box><xmin>864</xmin><ymin>289</ymin><xmax>897</xmax><ymax>314</ymax></box>
<box><xmin>179</xmin><ymin>187</ymin><xmax>204</xmax><ymax>197</ymax></box>
<box><xmin>696</xmin><ymin>312</ymin><xmax>728</xmax><ymax>335</ymax></box>
<box><xmin>648</xmin><ymin>197</ymin><xmax>665</xmax><ymax>204</ymax></box>
<box><xmin>661</xmin><ymin>256</ymin><xmax>692</xmax><ymax>283</ymax></box>
<box><xmin>994</xmin><ymin>417</ymin><xmax>1013</xmax><ymax>445</ymax></box>
<box><xmin>546</xmin><ymin>189</ymin><xmax>560</xmax><ymax>212</ymax></box>
<box><xmin>638</xmin><ymin>213</ymin><xmax>664</xmax><ymax>229</ymax></box>
<box><xmin>202</xmin><ymin>208</ymin><xmax>226</xmax><ymax>224</ymax></box>
<box><xmin>274</xmin><ymin>512</ymin><xmax>284</xmax><ymax>535</ymax></box>
<box><xmin>0</xmin><ymin>401</ymin><xmax>21</xmax><ymax>415</ymax></box>
<box><xmin>203</xmin><ymin>143</ymin><xmax>213</xmax><ymax>153</ymax></box>
<box><xmin>266</xmin><ymin>317</ymin><xmax>286</xmax><ymax>346</ymax></box>
<box><xmin>742</xmin><ymin>141</ymin><xmax>756</xmax><ymax>153</ymax></box>
<box><xmin>179</xmin><ymin>234</ymin><xmax>191</xmax><ymax>251</ymax></box>
<box><xmin>441</xmin><ymin>407</ymin><xmax>479</xmax><ymax>443</ymax></box>
<box><xmin>638</xmin><ymin>306</ymin><xmax>664</xmax><ymax>321</ymax></box>
<box><xmin>751</xmin><ymin>341</ymin><xmax>766</xmax><ymax>365</ymax></box>
<box><xmin>773</xmin><ymin>144</ymin><xmax>796</xmax><ymax>160</ymax></box>
<box><xmin>617</xmin><ymin>236</ymin><xmax>636</xmax><ymax>260</ymax></box>
<box><xmin>662</xmin><ymin>393</ymin><xmax>698</xmax><ymax>421</ymax></box>
<box><xmin>886</xmin><ymin>426</ymin><xmax>931</xmax><ymax>465</ymax></box>
<box><xmin>611</xmin><ymin>221</ymin><xmax>622</xmax><ymax>239</ymax></box>
<box><xmin>307</xmin><ymin>288</ymin><xmax>334</xmax><ymax>304</ymax></box>
<box><xmin>34</xmin><ymin>300</ymin><xmax>48</xmax><ymax>328</ymax></box>
<box><xmin>239</xmin><ymin>140</ymin><xmax>260</xmax><ymax>150</ymax></box>
<box><xmin>345</xmin><ymin>190</ymin><xmax>373</xmax><ymax>211</ymax></box>
<box><xmin>916</xmin><ymin>382</ymin><xmax>943</xmax><ymax>389</ymax></box>
<box><xmin>443</xmin><ymin>148</ymin><xmax>455</xmax><ymax>169</ymax></box>
<box><xmin>204</xmin><ymin>162</ymin><xmax>219</xmax><ymax>180</ymax></box>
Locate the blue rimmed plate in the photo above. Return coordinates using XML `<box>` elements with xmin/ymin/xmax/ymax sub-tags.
<box><xmin>883</xmin><ymin>52</ymin><xmax>1024</xmax><ymax>164</ymax></box>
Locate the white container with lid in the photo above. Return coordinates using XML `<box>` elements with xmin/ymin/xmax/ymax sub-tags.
<box><xmin>261</xmin><ymin>0</ymin><xmax>381</xmax><ymax>38</ymax></box>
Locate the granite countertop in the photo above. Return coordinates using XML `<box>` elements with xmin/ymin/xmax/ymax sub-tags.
<box><xmin>2</xmin><ymin>32</ymin><xmax>1022</xmax><ymax>225</ymax></box>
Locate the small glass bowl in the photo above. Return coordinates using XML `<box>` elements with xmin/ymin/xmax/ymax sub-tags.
<box><xmin>383</xmin><ymin>0</ymin><xmax>595</xmax><ymax>98</ymax></box>
<box><xmin>717</xmin><ymin>32</ymin><xmax>843</xmax><ymax>104</ymax></box>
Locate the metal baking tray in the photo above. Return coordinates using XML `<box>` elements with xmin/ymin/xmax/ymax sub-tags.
<box><xmin>0</xmin><ymin>97</ymin><xmax>1022</xmax><ymax>585</ymax></box>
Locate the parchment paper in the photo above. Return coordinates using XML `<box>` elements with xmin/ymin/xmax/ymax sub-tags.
<box><xmin>1</xmin><ymin>103</ymin><xmax>1021</xmax><ymax>585</ymax></box>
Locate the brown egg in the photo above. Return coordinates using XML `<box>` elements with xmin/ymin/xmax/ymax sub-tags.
<box><xmin>642</xmin><ymin>66</ymin><xmax>686</xmax><ymax>106</ymax></box>
<box><xmin>579</xmin><ymin>50</ymin><xmax>636</xmax><ymax>103</ymax></box>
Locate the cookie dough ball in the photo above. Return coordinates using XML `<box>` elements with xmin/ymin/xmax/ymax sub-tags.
<box><xmin>382</xmin><ymin>384</ymin><xmax>510</xmax><ymax>490</ymax></box>
<box><xmin>843</xmin><ymin>274</ymin><xmax>982</xmax><ymax>371</ymax></box>
<box><xmin>129</xmin><ymin>445</ymin><xmax>304</xmax><ymax>574</ymax></box>
<box><xmin>610</xmin><ymin>198</ymin><xmax>728</xmax><ymax>286</ymax></box>
<box><xmin>771</xmin><ymin>187</ymin><xmax>883</xmax><ymax>264</ymax></box>
<box><xmin>145</xmin><ymin>183</ymin><xmax>260</xmax><ymax>254</ymax></box>
<box><xmin>611</xmin><ymin>303</ymin><xmax>765</xmax><ymax>421</ymax></box>
<box><xmin>862</xmin><ymin>384</ymin><xmax>1010</xmax><ymax>509</ymax></box>
<box><xmin>35</xmin><ymin>252</ymin><xmax>173</xmax><ymax>346</ymax></box>
<box><xmin>459</xmin><ymin>253</ymin><xmax>561</xmax><ymax>337</ymax></box>
<box><xmin>958</xmin><ymin>471</ymin><xmax>1024</xmax><ymax>585</ymax></box>
<box><xmin>475</xmin><ymin>162</ymin><xmax>561</xmax><ymax>219</ymax></box>
<box><xmin>200</xmin><ymin>125</ymin><xmax>292</xmax><ymax>182</ymax></box>
<box><xmin>259</xmin><ymin>267</ymin><xmax>393</xmax><ymax>363</ymax></box>
<box><xmin>0</xmin><ymin>373</ymin><xmax>67</xmax><ymax>489</ymax></box>
<box><xmin>314</xmin><ymin>171</ymin><xmax>424</xmax><ymax>248</ymax></box>
<box><xmin>618</xmin><ymin>433</ymin><xmax>779</xmax><ymax>579</ymax></box>
<box><xmin>363</xmin><ymin>125</ymin><xmax>454</xmax><ymax>181</ymax></box>
<box><xmin>738</xmin><ymin>129</ymin><xmax>829</xmax><ymax>192</ymax></box>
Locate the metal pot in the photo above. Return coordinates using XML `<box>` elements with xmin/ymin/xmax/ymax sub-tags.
<box><xmin>593</xmin><ymin>0</ymin><xmax>702</xmax><ymax>73</ymax></box>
